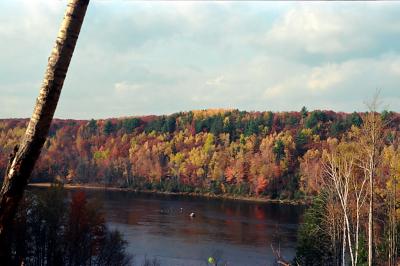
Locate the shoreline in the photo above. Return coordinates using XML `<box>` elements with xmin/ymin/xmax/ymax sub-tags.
<box><xmin>28</xmin><ymin>182</ymin><xmax>308</xmax><ymax>205</ymax></box>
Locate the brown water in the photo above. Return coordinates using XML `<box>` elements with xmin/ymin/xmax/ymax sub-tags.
<box><xmin>72</xmin><ymin>189</ymin><xmax>305</xmax><ymax>266</ymax></box>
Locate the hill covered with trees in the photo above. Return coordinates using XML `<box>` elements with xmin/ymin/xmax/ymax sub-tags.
<box><xmin>0</xmin><ymin>108</ymin><xmax>399</xmax><ymax>201</ymax></box>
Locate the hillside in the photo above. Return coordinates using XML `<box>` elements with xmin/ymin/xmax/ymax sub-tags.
<box><xmin>1</xmin><ymin>109</ymin><xmax>399</xmax><ymax>200</ymax></box>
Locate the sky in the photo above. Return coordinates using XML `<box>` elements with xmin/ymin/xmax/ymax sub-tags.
<box><xmin>1</xmin><ymin>1</ymin><xmax>400</xmax><ymax>119</ymax></box>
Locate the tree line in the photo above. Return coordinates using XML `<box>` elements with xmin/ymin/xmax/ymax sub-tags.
<box><xmin>0</xmin><ymin>108</ymin><xmax>398</xmax><ymax>202</ymax></box>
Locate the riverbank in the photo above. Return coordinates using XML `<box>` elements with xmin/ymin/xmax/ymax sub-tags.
<box><xmin>29</xmin><ymin>182</ymin><xmax>308</xmax><ymax>205</ymax></box>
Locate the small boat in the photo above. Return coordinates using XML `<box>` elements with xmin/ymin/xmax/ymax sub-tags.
<box><xmin>190</xmin><ymin>212</ymin><xmax>196</xmax><ymax>218</ymax></box>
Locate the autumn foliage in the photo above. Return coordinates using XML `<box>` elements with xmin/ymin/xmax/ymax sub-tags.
<box><xmin>0</xmin><ymin>109</ymin><xmax>399</xmax><ymax>200</ymax></box>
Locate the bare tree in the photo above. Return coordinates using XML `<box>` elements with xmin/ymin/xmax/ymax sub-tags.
<box><xmin>0</xmin><ymin>0</ymin><xmax>90</xmax><ymax>262</ymax></box>
<box><xmin>323</xmin><ymin>138</ymin><xmax>369</xmax><ymax>266</ymax></box>
<box><xmin>324</xmin><ymin>200</ymin><xmax>345</xmax><ymax>266</ymax></box>
<box><xmin>358</xmin><ymin>94</ymin><xmax>383</xmax><ymax>266</ymax></box>
<box><xmin>323</xmin><ymin>141</ymin><xmax>356</xmax><ymax>266</ymax></box>
<box><xmin>351</xmin><ymin>153</ymin><xmax>369</xmax><ymax>266</ymax></box>
<box><xmin>321</xmin><ymin>94</ymin><xmax>386</xmax><ymax>266</ymax></box>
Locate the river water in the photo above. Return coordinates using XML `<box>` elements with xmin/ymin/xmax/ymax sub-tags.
<box><xmin>35</xmin><ymin>188</ymin><xmax>305</xmax><ymax>266</ymax></box>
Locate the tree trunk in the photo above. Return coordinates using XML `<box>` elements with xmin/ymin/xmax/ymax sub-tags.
<box><xmin>368</xmin><ymin>166</ymin><xmax>373</xmax><ymax>266</ymax></box>
<box><xmin>363</xmin><ymin>93</ymin><xmax>381</xmax><ymax>266</ymax></box>
<box><xmin>368</xmin><ymin>113</ymin><xmax>377</xmax><ymax>266</ymax></box>
<box><xmin>0</xmin><ymin>0</ymin><xmax>89</xmax><ymax>262</ymax></box>
<box><xmin>342</xmin><ymin>218</ymin><xmax>346</xmax><ymax>266</ymax></box>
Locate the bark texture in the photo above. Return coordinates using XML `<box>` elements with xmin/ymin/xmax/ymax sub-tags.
<box><xmin>0</xmin><ymin>0</ymin><xmax>89</xmax><ymax>262</ymax></box>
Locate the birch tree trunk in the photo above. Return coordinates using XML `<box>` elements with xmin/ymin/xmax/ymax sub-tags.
<box><xmin>362</xmin><ymin>96</ymin><xmax>382</xmax><ymax>266</ymax></box>
<box><xmin>323</xmin><ymin>142</ymin><xmax>363</xmax><ymax>266</ymax></box>
<box><xmin>368</xmin><ymin>152</ymin><xmax>375</xmax><ymax>266</ymax></box>
<box><xmin>0</xmin><ymin>0</ymin><xmax>89</xmax><ymax>262</ymax></box>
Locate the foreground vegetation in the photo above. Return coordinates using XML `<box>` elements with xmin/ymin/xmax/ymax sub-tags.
<box><xmin>8</xmin><ymin>184</ymin><xmax>132</xmax><ymax>266</ymax></box>
<box><xmin>295</xmin><ymin>106</ymin><xmax>400</xmax><ymax>265</ymax></box>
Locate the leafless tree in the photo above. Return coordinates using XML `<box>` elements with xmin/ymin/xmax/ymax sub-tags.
<box><xmin>358</xmin><ymin>93</ymin><xmax>383</xmax><ymax>266</ymax></box>
<box><xmin>323</xmin><ymin>142</ymin><xmax>355</xmax><ymax>266</ymax></box>
<box><xmin>323</xmin><ymin>139</ymin><xmax>369</xmax><ymax>266</ymax></box>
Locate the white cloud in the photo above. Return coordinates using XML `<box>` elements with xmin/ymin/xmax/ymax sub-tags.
<box><xmin>258</xmin><ymin>54</ymin><xmax>400</xmax><ymax>106</ymax></box>
<box><xmin>206</xmin><ymin>75</ymin><xmax>225</xmax><ymax>87</ymax></box>
<box><xmin>264</xmin><ymin>84</ymin><xmax>286</xmax><ymax>98</ymax></box>
<box><xmin>263</xmin><ymin>4</ymin><xmax>400</xmax><ymax>56</ymax></box>
<box><xmin>307</xmin><ymin>64</ymin><xmax>344</xmax><ymax>92</ymax></box>
<box><xmin>114</xmin><ymin>81</ymin><xmax>144</xmax><ymax>93</ymax></box>
<box><xmin>266</xmin><ymin>7</ymin><xmax>349</xmax><ymax>54</ymax></box>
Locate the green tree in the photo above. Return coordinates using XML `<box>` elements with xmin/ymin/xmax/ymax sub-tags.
<box><xmin>164</xmin><ymin>116</ymin><xmax>176</xmax><ymax>133</ymax></box>
<box><xmin>295</xmin><ymin>194</ymin><xmax>335</xmax><ymax>266</ymax></box>
<box><xmin>87</xmin><ymin>119</ymin><xmax>97</xmax><ymax>135</ymax></box>
<box><xmin>273</xmin><ymin>139</ymin><xmax>285</xmax><ymax>162</ymax></box>
<box><xmin>244</xmin><ymin>120</ymin><xmax>258</xmax><ymax>136</ymax></box>
<box><xmin>330</xmin><ymin>120</ymin><xmax>345</xmax><ymax>137</ymax></box>
<box><xmin>301</xmin><ymin>106</ymin><xmax>308</xmax><ymax>119</ymax></box>
<box><xmin>266</xmin><ymin>111</ymin><xmax>274</xmax><ymax>128</ymax></box>
<box><xmin>295</xmin><ymin>130</ymin><xmax>309</xmax><ymax>156</ymax></box>
<box><xmin>210</xmin><ymin>115</ymin><xmax>224</xmax><ymax>136</ymax></box>
<box><xmin>305</xmin><ymin>111</ymin><xmax>327</xmax><ymax>129</ymax></box>
<box><xmin>122</xmin><ymin>118</ymin><xmax>141</xmax><ymax>133</ymax></box>
<box><xmin>103</xmin><ymin>120</ymin><xmax>114</xmax><ymax>136</ymax></box>
<box><xmin>346</xmin><ymin>112</ymin><xmax>363</xmax><ymax>127</ymax></box>
<box><xmin>286</xmin><ymin>114</ymin><xmax>299</xmax><ymax>126</ymax></box>
<box><xmin>381</xmin><ymin>110</ymin><xmax>393</xmax><ymax>124</ymax></box>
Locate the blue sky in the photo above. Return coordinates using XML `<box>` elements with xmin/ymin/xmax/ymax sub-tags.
<box><xmin>1</xmin><ymin>1</ymin><xmax>400</xmax><ymax>119</ymax></box>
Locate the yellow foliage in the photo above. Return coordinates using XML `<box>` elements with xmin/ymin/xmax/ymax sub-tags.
<box><xmin>191</xmin><ymin>109</ymin><xmax>233</xmax><ymax>120</ymax></box>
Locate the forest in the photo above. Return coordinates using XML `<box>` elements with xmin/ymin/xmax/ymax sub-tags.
<box><xmin>0</xmin><ymin>108</ymin><xmax>398</xmax><ymax>201</ymax></box>
<box><xmin>1</xmin><ymin>107</ymin><xmax>400</xmax><ymax>265</ymax></box>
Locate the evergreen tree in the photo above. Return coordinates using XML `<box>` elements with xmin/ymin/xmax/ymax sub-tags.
<box><xmin>103</xmin><ymin>120</ymin><xmax>114</xmax><ymax>136</ymax></box>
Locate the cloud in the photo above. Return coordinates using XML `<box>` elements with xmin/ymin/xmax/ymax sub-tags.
<box><xmin>266</xmin><ymin>7</ymin><xmax>350</xmax><ymax>54</ymax></box>
<box><xmin>206</xmin><ymin>75</ymin><xmax>225</xmax><ymax>87</ymax></box>
<box><xmin>114</xmin><ymin>82</ymin><xmax>144</xmax><ymax>93</ymax></box>
<box><xmin>1</xmin><ymin>2</ymin><xmax>400</xmax><ymax>119</ymax></box>
<box><xmin>264</xmin><ymin>84</ymin><xmax>286</xmax><ymax>99</ymax></box>
<box><xmin>263</xmin><ymin>3</ymin><xmax>400</xmax><ymax>59</ymax></box>
<box><xmin>258</xmin><ymin>54</ymin><xmax>400</xmax><ymax>111</ymax></box>
<box><xmin>307</xmin><ymin>64</ymin><xmax>344</xmax><ymax>92</ymax></box>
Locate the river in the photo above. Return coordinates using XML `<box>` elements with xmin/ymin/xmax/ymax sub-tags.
<box><xmin>34</xmin><ymin>188</ymin><xmax>305</xmax><ymax>266</ymax></box>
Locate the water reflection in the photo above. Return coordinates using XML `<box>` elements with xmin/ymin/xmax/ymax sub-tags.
<box><xmin>67</xmin><ymin>190</ymin><xmax>305</xmax><ymax>266</ymax></box>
